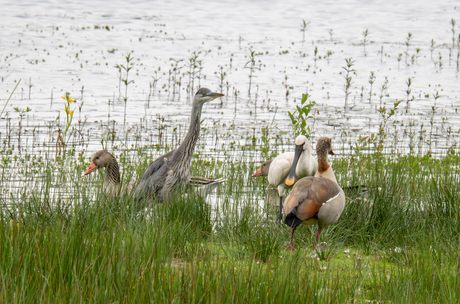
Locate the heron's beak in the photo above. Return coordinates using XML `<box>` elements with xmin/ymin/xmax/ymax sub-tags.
<box><xmin>285</xmin><ymin>144</ymin><xmax>304</xmax><ymax>187</ymax></box>
<box><xmin>252</xmin><ymin>167</ymin><xmax>264</xmax><ymax>177</ymax></box>
<box><xmin>329</xmin><ymin>149</ymin><xmax>335</xmax><ymax>155</ymax></box>
<box><xmin>208</xmin><ymin>92</ymin><xmax>224</xmax><ymax>99</ymax></box>
<box><xmin>83</xmin><ymin>161</ymin><xmax>98</xmax><ymax>176</ymax></box>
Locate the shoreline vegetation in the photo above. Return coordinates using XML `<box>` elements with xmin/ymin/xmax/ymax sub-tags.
<box><xmin>1</xmin><ymin>120</ymin><xmax>459</xmax><ymax>301</ymax></box>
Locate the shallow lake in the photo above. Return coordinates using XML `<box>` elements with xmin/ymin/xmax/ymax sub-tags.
<box><xmin>0</xmin><ymin>0</ymin><xmax>459</xmax><ymax>202</ymax></box>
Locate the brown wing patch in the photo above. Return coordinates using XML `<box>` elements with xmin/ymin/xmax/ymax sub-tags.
<box><xmin>284</xmin><ymin>176</ymin><xmax>341</xmax><ymax>220</ymax></box>
<box><xmin>294</xmin><ymin>199</ymin><xmax>321</xmax><ymax>221</ymax></box>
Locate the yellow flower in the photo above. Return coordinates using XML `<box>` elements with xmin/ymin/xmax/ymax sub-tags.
<box><xmin>65</xmin><ymin>106</ymin><xmax>75</xmax><ymax>116</ymax></box>
<box><xmin>61</xmin><ymin>92</ymin><xmax>75</xmax><ymax>103</ymax></box>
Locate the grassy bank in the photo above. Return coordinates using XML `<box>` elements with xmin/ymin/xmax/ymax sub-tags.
<box><xmin>1</xmin><ymin>149</ymin><xmax>459</xmax><ymax>303</ymax></box>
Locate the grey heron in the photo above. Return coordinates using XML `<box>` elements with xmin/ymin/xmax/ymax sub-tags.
<box><xmin>134</xmin><ymin>88</ymin><xmax>224</xmax><ymax>203</ymax></box>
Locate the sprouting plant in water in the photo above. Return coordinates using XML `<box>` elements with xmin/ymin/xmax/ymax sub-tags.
<box><xmin>362</xmin><ymin>29</ymin><xmax>369</xmax><ymax>54</ymax></box>
<box><xmin>427</xmin><ymin>92</ymin><xmax>441</xmax><ymax>156</ymax></box>
<box><xmin>405</xmin><ymin>32</ymin><xmax>412</xmax><ymax>65</ymax></box>
<box><xmin>328</xmin><ymin>29</ymin><xmax>334</xmax><ymax>41</ymax></box>
<box><xmin>260</xmin><ymin>126</ymin><xmax>271</xmax><ymax>158</ymax></box>
<box><xmin>457</xmin><ymin>33</ymin><xmax>460</xmax><ymax>72</ymax></box>
<box><xmin>368</xmin><ymin>71</ymin><xmax>376</xmax><ymax>103</ymax></box>
<box><xmin>342</xmin><ymin>57</ymin><xmax>356</xmax><ymax>112</ymax></box>
<box><xmin>379</xmin><ymin>76</ymin><xmax>389</xmax><ymax>108</ymax></box>
<box><xmin>449</xmin><ymin>19</ymin><xmax>456</xmax><ymax>65</ymax></box>
<box><xmin>187</xmin><ymin>51</ymin><xmax>200</xmax><ymax>97</ymax></box>
<box><xmin>430</xmin><ymin>39</ymin><xmax>437</xmax><ymax>68</ymax></box>
<box><xmin>115</xmin><ymin>53</ymin><xmax>135</xmax><ymax>126</ymax></box>
<box><xmin>14</xmin><ymin>106</ymin><xmax>31</xmax><ymax>154</ymax></box>
<box><xmin>288</xmin><ymin>93</ymin><xmax>316</xmax><ymax>138</ymax></box>
<box><xmin>244</xmin><ymin>48</ymin><xmax>262</xmax><ymax>97</ymax></box>
<box><xmin>412</xmin><ymin>48</ymin><xmax>420</xmax><ymax>64</ymax></box>
<box><xmin>170</xmin><ymin>57</ymin><xmax>184</xmax><ymax>97</ymax></box>
<box><xmin>1</xmin><ymin>79</ymin><xmax>21</xmax><ymax>117</ymax></box>
<box><xmin>215</xmin><ymin>65</ymin><xmax>227</xmax><ymax>94</ymax></box>
<box><xmin>405</xmin><ymin>77</ymin><xmax>412</xmax><ymax>111</ymax></box>
<box><xmin>370</xmin><ymin>99</ymin><xmax>401</xmax><ymax>155</ymax></box>
<box><xmin>397</xmin><ymin>53</ymin><xmax>402</xmax><ymax>69</ymax></box>
<box><xmin>300</xmin><ymin>19</ymin><xmax>310</xmax><ymax>42</ymax></box>
<box><xmin>432</xmin><ymin>90</ymin><xmax>440</xmax><ymax>108</ymax></box>
<box><xmin>313</xmin><ymin>46</ymin><xmax>318</xmax><ymax>68</ymax></box>
<box><xmin>325</xmin><ymin>50</ymin><xmax>333</xmax><ymax>64</ymax></box>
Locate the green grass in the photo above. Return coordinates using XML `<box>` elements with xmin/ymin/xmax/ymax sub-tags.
<box><xmin>1</xmin><ymin>146</ymin><xmax>460</xmax><ymax>303</ymax></box>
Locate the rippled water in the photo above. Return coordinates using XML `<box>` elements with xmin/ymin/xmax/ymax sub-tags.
<box><xmin>0</xmin><ymin>0</ymin><xmax>459</xmax><ymax>202</ymax></box>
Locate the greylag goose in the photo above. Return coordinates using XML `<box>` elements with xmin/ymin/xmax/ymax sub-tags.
<box><xmin>83</xmin><ymin>150</ymin><xmax>225</xmax><ymax>197</ymax></box>
<box><xmin>83</xmin><ymin>150</ymin><xmax>127</xmax><ymax>194</ymax></box>
<box><xmin>283</xmin><ymin>137</ymin><xmax>345</xmax><ymax>251</ymax></box>
<box><xmin>134</xmin><ymin>88</ymin><xmax>224</xmax><ymax>202</ymax></box>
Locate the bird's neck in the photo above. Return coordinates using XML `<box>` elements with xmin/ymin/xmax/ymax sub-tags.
<box><xmin>295</xmin><ymin>148</ymin><xmax>312</xmax><ymax>174</ymax></box>
<box><xmin>316</xmin><ymin>156</ymin><xmax>338</xmax><ymax>184</ymax></box>
<box><xmin>174</xmin><ymin>102</ymin><xmax>203</xmax><ymax>168</ymax></box>
<box><xmin>105</xmin><ymin>155</ymin><xmax>121</xmax><ymax>186</ymax></box>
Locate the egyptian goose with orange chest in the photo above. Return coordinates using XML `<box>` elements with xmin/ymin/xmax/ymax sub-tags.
<box><xmin>283</xmin><ymin>137</ymin><xmax>345</xmax><ymax>251</ymax></box>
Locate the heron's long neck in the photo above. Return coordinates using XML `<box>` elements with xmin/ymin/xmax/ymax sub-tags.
<box><xmin>173</xmin><ymin>102</ymin><xmax>203</xmax><ymax>167</ymax></box>
<box><xmin>105</xmin><ymin>155</ymin><xmax>121</xmax><ymax>186</ymax></box>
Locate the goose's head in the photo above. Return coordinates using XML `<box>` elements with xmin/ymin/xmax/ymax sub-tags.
<box><xmin>83</xmin><ymin>150</ymin><xmax>114</xmax><ymax>175</ymax></box>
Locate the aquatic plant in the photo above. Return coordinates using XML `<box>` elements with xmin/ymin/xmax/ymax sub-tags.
<box><xmin>288</xmin><ymin>93</ymin><xmax>316</xmax><ymax>138</ymax></box>
<box><xmin>405</xmin><ymin>77</ymin><xmax>412</xmax><ymax>110</ymax></box>
<box><xmin>368</xmin><ymin>71</ymin><xmax>376</xmax><ymax>103</ymax></box>
<box><xmin>342</xmin><ymin>57</ymin><xmax>355</xmax><ymax>112</ymax></box>
<box><xmin>300</xmin><ymin>19</ymin><xmax>310</xmax><ymax>42</ymax></box>
<box><xmin>379</xmin><ymin>76</ymin><xmax>389</xmax><ymax>108</ymax></box>
<box><xmin>215</xmin><ymin>65</ymin><xmax>227</xmax><ymax>95</ymax></box>
<box><xmin>244</xmin><ymin>48</ymin><xmax>262</xmax><ymax>97</ymax></box>
<box><xmin>0</xmin><ymin>79</ymin><xmax>21</xmax><ymax>117</ymax></box>
<box><xmin>115</xmin><ymin>52</ymin><xmax>135</xmax><ymax>126</ymax></box>
<box><xmin>61</xmin><ymin>92</ymin><xmax>76</xmax><ymax>141</ymax></box>
<box><xmin>405</xmin><ymin>32</ymin><xmax>413</xmax><ymax>65</ymax></box>
<box><xmin>362</xmin><ymin>29</ymin><xmax>369</xmax><ymax>54</ymax></box>
<box><xmin>328</xmin><ymin>28</ymin><xmax>334</xmax><ymax>41</ymax></box>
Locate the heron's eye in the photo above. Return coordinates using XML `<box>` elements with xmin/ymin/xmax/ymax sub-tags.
<box><xmin>201</xmin><ymin>92</ymin><xmax>206</xmax><ymax>96</ymax></box>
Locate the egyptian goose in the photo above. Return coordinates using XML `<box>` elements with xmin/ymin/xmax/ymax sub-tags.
<box><xmin>283</xmin><ymin>137</ymin><xmax>345</xmax><ymax>251</ymax></box>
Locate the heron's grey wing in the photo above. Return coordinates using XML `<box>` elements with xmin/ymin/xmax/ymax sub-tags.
<box><xmin>134</xmin><ymin>150</ymin><xmax>175</xmax><ymax>199</ymax></box>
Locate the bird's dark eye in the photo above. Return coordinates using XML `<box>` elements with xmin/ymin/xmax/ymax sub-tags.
<box><xmin>201</xmin><ymin>92</ymin><xmax>206</xmax><ymax>96</ymax></box>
